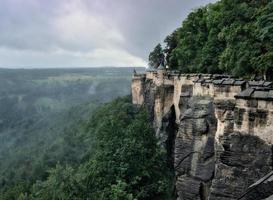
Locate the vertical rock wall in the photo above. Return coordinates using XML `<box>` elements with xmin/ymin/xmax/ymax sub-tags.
<box><xmin>154</xmin><ymin>85</ymin><xmax>174</xmax><ymax>143</ymax></box>
<box><xmin>131</xmin><ymin>72</ymin><xmax>273</xmax><ymax>200</ymax></box>
<box><xmin>131</xmin><ymin>75</ymin><xmax>145</xmax><ymax>105</ymax></box>
<box><xmin>210</xmin><ymin>100</ymin><xmax>272</xmax><ymax>199</ymax></box>
<box><xmin>175</xmin><ymin>97</ymin><xmax>217</xmax><ymax>200</ymax></box>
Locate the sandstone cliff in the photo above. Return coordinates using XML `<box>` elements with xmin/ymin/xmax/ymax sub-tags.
<box><xmin>132</xmin><ymin>69</ymin><xmax>273</xmax><ymax>200</ymax></box>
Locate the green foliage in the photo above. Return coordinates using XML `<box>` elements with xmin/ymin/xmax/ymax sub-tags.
<box><xmin>1</xmin><ymin>96</ymin><xmax>173</xmax><ymax>200</ymax></box>
<box><xmin>255</xmin><ymin>1</ymin><xmax>273</xmax><ymax>79</ymax></box>
<box><xmin>78</xmin><ymin>97</ymin><xmax>172</xmax><ymax>199</ymax></box>
<box><xmin>31</xmin><ymin>165</ymin><xmax>83</xmax><ymax>200</ymax></box>
<box><xmin>0</xmin><ymin>68</ymin><xmax>136</xmax><ymax>198</ymax></box>
<box><xmin>148</xmin><ymin>44</ymin><xmax>165</xmax><ymax>68</ymax></box>
<box><xmin>154</xmin><ymin>0</ymin><xmax>273</xmax><ymax>79</ymax></box>
<box><xmin>109</xmin><ymin>180</ymin><xmax>135</xmax><ymax>200</ymax></box>
<box><xmin>0</xmin><ymin>182</ymin><xmax>31</xmax><ymax>200</ymax></box>
<box><xmin>164</xmin><ymin>30</ymin><xmax>179</xmax><ymax>68</ymax></box>
<box><xmin>30</xmin><ymin>97</ymin><xmax>172</xmax><ymax>200</ymax></box>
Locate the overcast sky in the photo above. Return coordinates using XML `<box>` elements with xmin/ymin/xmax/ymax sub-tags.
<box><xmin>0</xmin><ymin>0</ymin><xmax>217</xmax><ymax>68</ymax></box>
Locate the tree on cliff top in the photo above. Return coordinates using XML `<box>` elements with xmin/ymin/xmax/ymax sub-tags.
<box><xmin>151</xmin><ymin>0</ymin><xmax>273</xmax><ymax>79</ymax></box>
<box><xmin>148</xmin><ymin>44</ymin><xmax>165</xmax><ymax>68</ymax></box>
<box><xmin>164</xmin><ymin>30</ymin><xmax>179</xmax><ymax>69</ymax></box>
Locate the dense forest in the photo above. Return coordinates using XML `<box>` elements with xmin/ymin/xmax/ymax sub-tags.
<box><xmin>1</xmin><ymin>97</ymin><xmax>172</xmax><ymax>200</ymax></box>
<box><xmin>149</xmin><ymin>0</ymin><xmax>273</xmax><ymax>79</ymax></box>
<box><xmin>0</xmin><ymin>68</ymin><xmax>154</xmax><ymax>199</ymax></box>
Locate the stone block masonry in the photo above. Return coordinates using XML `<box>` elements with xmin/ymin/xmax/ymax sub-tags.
<box><xmin>132</xmin><ymin>69</ymin><xmax>273</xmax><ymax>200</ymax></box>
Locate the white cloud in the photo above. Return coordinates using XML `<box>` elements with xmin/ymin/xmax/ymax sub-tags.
<box><xmin>53</xmin><ymin>0</ymin><xmax>125</xmax><ymax>51</ymax></box>
<box><xmin>0</xmin><ymin>0</ymin><xmax>217</xmax><ymax>68</ymax></box>
<box><xmin>86</xmin><ymin>48</ymin><xmax>147</xmax><ymax>67</ymax></box>
<box><xmin>0</xmin><ymin>46</ymin><xmax>146</xmax><ymax>68</ymax></box>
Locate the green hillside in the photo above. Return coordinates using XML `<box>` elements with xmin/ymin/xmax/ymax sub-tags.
<box><xmin>1</xmin><ymin>97</ymin><xmax>173</xmax><ymax>200</ymax></box>
<box><xmin>0</xmin><ymin>68</ymin><xmax>140</xmax><ymax>198</ymax></box>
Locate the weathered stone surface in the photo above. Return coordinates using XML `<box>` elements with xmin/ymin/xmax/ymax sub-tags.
<box><xmin>241</xmin><ymin>171</ymin><xmax>273</xmax><ymax>200</ymax></box>
<box><xmin>253</xmin><ymin>90</ymin><xmax>269</xmax><ymax>99</ymax></box>
<box><xmin>210</xmin><ymin>132</ymin><xmax>272</xmax><ymax>200</ymax></box>
<box><xmin>248</xmin><ymin>81</ymin><xmax>262</xmax><ymax>86</ymax></box>
<box><xmin>235</xmin><ymin>88</ymin><xmax>273</xmax><ymax>100</ymax></box>
<box><xmin>176</xmin><ymin>176</ymin><xmax>205</xmax><ymax>200</ymax></box>
<box><xmin>248</xmin><ymin>80</ymin><xmax>270</xmax><ymax>87</ymax></box>
<box><xmin>214</xmin><ymin>100</ymin><xmax>236</xmax><ymax>142</ymax></box>
<box><xmin>235</xmin><ymin>88</ymin><xmax>254</xmax><ymax>99</ymax></box>
<box><xmin>160</xmin><ymin>105</ymin><xmax>177</xmax><ymax>165</ymax></box>
<box><xmin>213</xmin><ymin>79</ymin><xmax>224</xmax><ymax>85</ymax></box>
<box><xmin>222</xmin><ymin>79</ymin><xmax>235</xmax><ymax>85</ymax></box>
<box><xmin>132</xmin><ymin>71</ymin><xmax>273</xmax><ymax>200</ymax></box>
<box><xmin>234</xmin><ymin>80</ymin><xmax>246</xmax><ymax>86</ymax></box>
<box><xmin>264</xmin><ymin>82</ymin><xmax>272</xmax><ymax>87</ymax></box>
<box><xmin>175</xmin><ymin>97</ymin><xmax>217</xmax><ymax>200</ymax></box>
<box><xmin>143</xmin><ymin>79</ymin><xmax>156</xmax><ymax>121</ymax></box>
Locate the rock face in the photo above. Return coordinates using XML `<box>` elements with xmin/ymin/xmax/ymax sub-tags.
<box><xmin>175</xmin><ymin>97</ymin><xmax>217</xmax><ymax>199</ymax></box>
<box><xmin>210</xmin><ymin>133</ymin><xmax>272</xmax><ymax>199</ymax></box>
<box><xmin>241</xmin><ymin>171</ymin><xmax>273</xmax><ymax>200</ymax></box>
<box><xmin>131</xmin><ymin>71</ymin><xmax>273</xmax><ymax>200</ymax></box>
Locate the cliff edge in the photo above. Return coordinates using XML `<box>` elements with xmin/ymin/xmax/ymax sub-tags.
<box><xmin>132</xmin><ymin>68</ymin><xmax>273</xmax><ymax>200</ymax></box>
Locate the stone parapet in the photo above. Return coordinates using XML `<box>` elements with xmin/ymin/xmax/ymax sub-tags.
<box><xmin>132</xmin><ymin>71</ymin><xmax>273</xmax><ymax>107</ymax></box>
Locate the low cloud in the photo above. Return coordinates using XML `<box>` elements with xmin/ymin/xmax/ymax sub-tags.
<box><xmin>0</xmin><ymin>0</ymin><xmax>217</xmax><ymax>68</ymax></box>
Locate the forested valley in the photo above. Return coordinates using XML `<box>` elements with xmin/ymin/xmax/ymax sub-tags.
<box><xmin>0</xmin><ymin>68</ymin><xmax>173</xmax><ymax>199</ymax></box>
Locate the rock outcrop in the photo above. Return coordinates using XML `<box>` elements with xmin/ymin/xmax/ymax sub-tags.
<box><xmin>175</xmin><ymin>97</ymin><xmax>217</xmax><ymax>199</ymax></box>
<box><xmin>132</xmin><ymin>70</ymin><xmax>273</xmax><ymax>200</ymax></box>
<box><xmin>240</xmin><ymin>171</ymin><xmax>273</xmax><ymax>200</ymax></box>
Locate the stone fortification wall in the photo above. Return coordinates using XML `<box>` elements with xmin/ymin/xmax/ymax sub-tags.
<box><xmin>234</xmin><ymin>88</ymin><xmax>273</xmax><ymax>144</ymax></box>
<box><xmin>132</xmin><ymin>70</ymin><xmax>273</xmax><ymax>200</ymax></box>
<box><xmin>131</xmin><ymin>74</ymin><xmax>145</xmax><ymax>105</ymax></box>
<box><xmin>132</xmin><ymin>71</ymin><xmax>273</xmax><ymax>141</ymax></box>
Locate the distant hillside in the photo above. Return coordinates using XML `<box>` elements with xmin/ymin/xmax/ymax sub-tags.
<box><xmin>0</xmin><ymin>67</ymin><xmax>144</xmax><ymax>196</ymax></box>
<box><xmin>0</xmin><ymin>96</ymin><xmax>173</xmax><ymax>200</ymax></box>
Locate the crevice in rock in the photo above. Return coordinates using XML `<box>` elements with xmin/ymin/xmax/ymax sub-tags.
<box><xmin>238</xmin><ymin>171</ymin><xmax>273</xmax><ymax>200</ymax></box>
<box><xmin>174</xmin><ymin>151</ymin><xmax>199</xmax><ymax>170</ymax></box>
<box><xmin>199</xmin><ymin>182</ymin><xmax>206</xmax><ymax>200</ymax></box>
<box><xmin>143</xmin><ymin>80</ymin><xmax>155</xmax><ymax>122</ymax></box>
<box><xmin>134</xmin><ymin>72</ymin><xmax>273</xmax><ymax>199</ymax></box>
<box><xmin>271</xmin><ymin>145</ymin><xmax>273</xmax><ymax>170</ymax></box>
<box><xmin>165</xmin><ymin>105</ymin><xmax>177</xmax><ymax>169</ymax></box>
<box><xmin>199</xmin><ymin>182</ymin><xmax>211</xmax><ymax>200</ymax></box>
<box><xmin>203</xmin><ymin>155</ymin><xmax>215</xmax><ymax>165</ymax></box>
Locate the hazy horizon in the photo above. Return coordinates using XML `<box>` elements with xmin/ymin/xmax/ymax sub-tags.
<box><xmin>0</xmin><ymin>66</ymin><xmax>146</xmax><ymax>69</ymax></box>
<box><xmin>0</xmin><ymin>0</ymin><xmax>217</xmax><ymax>69</ymax></box>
